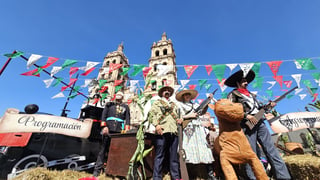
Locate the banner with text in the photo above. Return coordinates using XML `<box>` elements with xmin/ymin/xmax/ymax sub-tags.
<box><xmin>269</xmin><ymin>111</ymin><xmax>320</xmax><ymax>133</ymax></box>
<box><xmin>0</xmin><ymin>108</ymin><xmax>93</xmax><ymax>138</ymax></box>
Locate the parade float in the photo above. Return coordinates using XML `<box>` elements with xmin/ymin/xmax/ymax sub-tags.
<box><xmin>2</xmin><ymin>33</ymin><xmax>320</xmax><ymax>179</ymax></box>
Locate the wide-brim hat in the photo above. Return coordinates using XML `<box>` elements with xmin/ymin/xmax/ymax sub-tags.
<box><xmin>175</xmin><ymin>89</ymin><xmax>198</xmax><ymax>102</ymax></box>
<box><xmin>224</xmin><ymin>69</ymin><xmax>255</xmax><ymax>87</ymax></box>
<box><xmin>158</xmin><ymin>86</ymin><xmax>174</xmax><ymax>97</ymax></box>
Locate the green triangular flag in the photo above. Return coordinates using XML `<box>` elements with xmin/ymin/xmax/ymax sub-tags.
<box><xmin>115</xmin><ymin>85</ymin><xmax>123</xmax><ymax>93</ymax></box>
<box><xmin>158</xmin><ymin>85</ymin><xmax>163</xmax><ymax>89</ymax></box>
<box><xmin>4</xmin><ymin>51</ymin><xmax>24</xmax><ymax>58</ymax></box>
<box><xmin>62</xmin><ymin>59</ymin><xmax>77</xmax><ymax>69</ymax></box>
<box><xmin>251</xmin><ymin>63</ymin><xmax>261</xmax><ymax>76</ymax></box>
<box><xmin>212</xmin><ymin>64</ymin><xmax>226</xmax><ymax>82</ymax></box>
<box><xmin>52</xmin><ymin>77</ymin><xmax>63</xmax><ymax>87</ymax></box>
<box><xmin>198</xmin><ymin>79</ymin><xmax>207</xmax><ymax>90</ymax></box>
<box><xmin>99</xmin><ymin>79</ymin><xmax>108</xmax><ymax>88</ymax></box>
<box><xmin>68</xmin><ymin>94</ymin><xmax>78</xmax><ymax>99</ymax></box>
<box><xmin>296</xmin><ymin>58</ymin><xmax>316</xmax><ymax>70</ymax></box>
<box><xmin>252</xmin><ymin>76</ymin><xmax>264</xmax><ymax>89</ymax></box>
<box><xmin>265</xmin><ymin>90</ymin><xmax>273</xmax><ymax>98</ymax></box>
<box><xmin>120</xmin><ymin>67</ymin><xmax>131</xmax><ymax>75</ymax></box>
<box><xmin>312</xmin><ymin>72</ymin><xmax>320</xmax><ymax>80</ymax></box>
<box><xmin>33</xmin><ymin>67</ymin><xmax>44</xmax><ymax>75</ymax></box>
<box><xmin>101</xmin><ymin>93</ymin><xmax>108</xmax><ymax>100</ymax></box>
<box><xmin>302</xmin><ymin>80</ymin><xmax>312</xmax><ymax>88</ymax></box>
<box><xmin>309</xmin><ymin>87</ymin><xmax>318</xmax><ymax>95</ymax></box>
<box><xmin>204</xmin><ymin>84</ymin><xmax>212</xmax><ymax>91</ymax></box>
<box><xmin>71</xmin><ymin>86</ymin><xmax>81</xmax><ymax>93</ymax></box>
<box><xmin>130</xmin><ymin>65</ymin><xmax>146</xmax><ymax>76</ymax></box>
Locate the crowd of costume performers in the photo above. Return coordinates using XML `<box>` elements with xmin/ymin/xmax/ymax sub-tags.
<box><xmin>91</xmin><ymin>69</ymin><xmax>292</xmax><ymax>180</ymax></box>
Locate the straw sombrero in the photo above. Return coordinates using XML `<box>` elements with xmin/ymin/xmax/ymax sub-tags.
<box><xmin>158</xmin><ymin>86</ymin><xmax>174</xmax><ymax>97</ymax></box>
<box><xmin>175</xmin><ymin>89</ymin><xmax>198</xmax><ymax>102</ymax></box>
<box><xmin>224</xmin><ymin>69</ymin><xmax>255</xmax><ymax>87</ymax></box>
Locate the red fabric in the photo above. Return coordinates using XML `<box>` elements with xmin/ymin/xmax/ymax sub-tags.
<box><xmin>237</xmin><ymin>88</ymin><xmax>250</xmax><ymax>96</ymax></box>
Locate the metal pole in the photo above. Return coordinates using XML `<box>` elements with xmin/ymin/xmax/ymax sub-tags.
<box><xmin>0</xmin><ymin>50</ymin><xmax>16</xmax><ymax>76</ymax></box>
<box><xmin>61</xmin><ymin>73</ymin><xmax>79</xmax><ymax>117</ymax></box>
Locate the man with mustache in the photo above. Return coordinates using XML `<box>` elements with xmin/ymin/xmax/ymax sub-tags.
<box><xmin>148</xmin><ymin>86</ymin><xmax>183</xmax><ymax>180</ymax></box>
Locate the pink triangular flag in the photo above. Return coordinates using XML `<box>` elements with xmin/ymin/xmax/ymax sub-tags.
<box><xmin>184</xmin><ymin>65</ymin><xmax>198</xmax><ymax>79</ymax></box>
<box><xmin>205</xmin><ymin>65</ymin><xmax>212</xmax><ymax>76</ymax></box>
<box><xmin>273</xmin><ymin>75</ymin><xmax>283</xmax><ymax>88</ymax></box>
<box><xmin>267</xmin><ymin>61</ymin><xmax>283</xmax><ymax>76</ymax></box>
<box><xmin>283</xmin><ymin>80</ymin><xmax>292</xmax><ymax>88</ymax></box>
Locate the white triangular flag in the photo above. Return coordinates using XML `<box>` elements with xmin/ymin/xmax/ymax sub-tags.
<box><xmin>294</xmin><ymin>61</ymin><xmax>302</xmax><ymax>69</ymax></box>
<box><xmin>174</xmin><ymin>85</ymin><xmax>181</xmax><ymax>93</ymax></box>
<box><xmin>226</xmin><ymin>63</ymin><xmax>238</xmax><ymax>73</ymax></box>
<box><xmin>82</xmin><ymin>79</ymin><xmax>92</xmax><ymax>88</ymax></box>
<box><xmin>86</xmin><ymin>61</ymin><xmax>100</xmax><ymax>71</ymax></box>
<box><xmin>27</xmin><ymin>54</ymin><xmax>43</xmax><ymax>68</ymax></box>
<box><xmin>291</xmin><ymin>74</ymin><xmax>302</xmax><ymax>88</ymax></box>
<box><xmin>51</xmin><ymin>66</ymin><xmax>62</xmax><ymax>77</ymax></box>
<box><xmin>43</xmin><ymin>78</ymin><xmax>54</xmax><ymax>88</ymax></box>
<box><xmin>220</xmin><ymin>85</ymin><xmax>228</xmax><ymax>92</ymax></box>
<box><xmin>267</xmin><ymin>81</ymin><xmax>276</xmax><ymax>90</ymax></box>
<box><xmin>299</xmin><ymin>94</ymin><xmax>306</xmax><ymax>100</ymax></box>
<box><xmin>295</xmin><ymin>88</ymin><xmax>303</xmax><ymax>95</ymax></box>
<box><xmin>239</xmin><ymin>63</ymin><xmax>254</xmax><ymax>77</ymax></box>
<box><xmin>180</xmin><ymin>80</ymin><xmax>190</xmax><ymax>89</ymax></box>
<box><xmin>51</xmin><ymin>92</ymin><xmax>65</xmax><ymax>99</ymax></box>
<box><xmin>157</xmin><ymin>65</ymin><xmax>171</xmax><ymax>76</ymax></box>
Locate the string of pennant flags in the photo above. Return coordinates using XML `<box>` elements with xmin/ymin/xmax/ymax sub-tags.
<box><xmin>3</xmin><ymin>51</ymin><xmax>320</xmax><ymax>104</ymax></box>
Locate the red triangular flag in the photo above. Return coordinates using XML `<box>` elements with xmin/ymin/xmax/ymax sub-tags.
<box><xmin>184</xmin><ymin>65</ymin><xmax>198</xmax><ymax>79</ymax></box>
<box><xmin>127</xmin><ymin>99</ymin><xmax>133</xmax><ymax>105</ymax></box>
<box><xmin>267</xmin><ymin>61</ymin><xmax>283</xmax><ymax>76</ymax></box>
<box><xmin>189</xmin><ymin>84</ymin><xmax>197</xmax><ymax>90</ymax></box>
<box><xmin>81</xmin><ymin>67</ymin><xmax>95</xmax><ymax>76</ymax></box>
<box><xmin>61</xmin><ymin>86</ymin><xmax>68</xmax><ymax>92</ymax></box>
<box><xmin>205</xmin><ymin>65</ymin><xmax>213</xmax><ymax>76</ymax></box>
<box><xmin>114</xmin><ymin>80</ymin><xmax>123</xmax><ymax>86</ymax></box>
<box><xmin>99</xmin><ymin>86</ymin><xmax>108</xmax><ymax>93</ymax></box>
<box><xmin>273</xmin><ymin>75</ymin><xmax>283</xmax><ymax>88</ymax></box>
<box><xmin>142</xmin><ymin>67</ymin><xmax>152</xmax><ymax>78</ymax></box>
<box><xmin>20</xmin><ymin>69</ymin><xmax>40</xmax><ymax>77</ymax></box>
<box><xmin>41</xmin><ymin>57</ymin><xmax>59</xmax><ymax>69</ymax></box>
<box><xmin>109</xmin><ymin>63</ymin><xmax>123</xmax><ymax>73</ymax></box>
<box><xmin>69</xmin><ymin>67</ymin><xmax>79</xmax><ymax>77</ymax></box>
<box><xmin>283</xmin><ymin>80</ymin><xmax>292</xmax><ymax>88</ymax></box>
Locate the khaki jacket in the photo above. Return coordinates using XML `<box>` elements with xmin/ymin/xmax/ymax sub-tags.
<box><xmin>148</xmin><ymin>98</ymin><xmax>179</xmax><ymax>134</ymax></box>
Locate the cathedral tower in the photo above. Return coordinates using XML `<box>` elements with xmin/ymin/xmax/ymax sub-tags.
<box><xmin>143</xmin><ymin>32</ymin><xmax>178</xmax><ymax>95</ymax></box>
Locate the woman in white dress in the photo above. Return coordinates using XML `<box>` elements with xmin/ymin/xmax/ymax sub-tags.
<box><xmin>175</xmin><ymin>89</ymin><xmax>217</xmax><ymax>180</ymax></box>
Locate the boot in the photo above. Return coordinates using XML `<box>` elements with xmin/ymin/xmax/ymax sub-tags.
<box><xmin>206</xmin><ymin>164</ymin><xmax>218</xmax><ymax>180</ymax></box>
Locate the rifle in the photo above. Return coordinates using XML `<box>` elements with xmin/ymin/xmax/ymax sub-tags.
<box><xmin>177</xmin><ymin>109</ymin><xmax>189</xmax><ymax>180</ymax></box>
<box><xmin>245</xmin><ymin>86</ymin><xmax>298</xmax><ymax>130</ymax></box>
<box><xmin>182</xmin><ymin>89</ymin><xmax>218</xmax><ymax>128</ymax></box>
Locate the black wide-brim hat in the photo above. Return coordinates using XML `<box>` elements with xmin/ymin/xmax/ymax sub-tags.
<box><xmin>224</xmin><ymin>69</ymin><xmax>255</xmax><ymax>87</ymax></box>
<box><xmin>158</xmin><ymin>86</ymin><xmax>174</xmax><ymax>97</ymax></box>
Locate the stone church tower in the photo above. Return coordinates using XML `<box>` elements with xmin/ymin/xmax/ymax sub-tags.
<box><xmin>85</xmin><ymin>43</ymin><xmax>130</xmax><ymax>109</ymax></box>
<box><xmin>143</xmin><ymin>32</ymin><xmax>178</xmax><ymax>96</ymax></box>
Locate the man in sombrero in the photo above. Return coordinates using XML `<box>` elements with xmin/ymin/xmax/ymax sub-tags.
<box><xmin>148</xmin><ymin>86</ymin><xmax>182</xmax><ymax>180</ymax></box>
<box><xmin>226</xmin><ymin>69</ymin><xmax>291</xmax><ymax>180</ymax></box>
<box><xmin>175</xmin><ymin>89</ymin><xmax>217</xmax><ymax>180</ymax></box>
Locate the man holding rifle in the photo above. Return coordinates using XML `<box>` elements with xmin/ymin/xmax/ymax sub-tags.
<box><xmin>226</xmin><ymin>69</ymin><xmax>291</xmax><ymax>180</ymax></box>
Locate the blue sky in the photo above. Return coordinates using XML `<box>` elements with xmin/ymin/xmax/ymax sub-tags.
<box><xmin>1</xmin><ymin>0</ymin><xmax>320</xmax><ymax>119</ymax></box>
